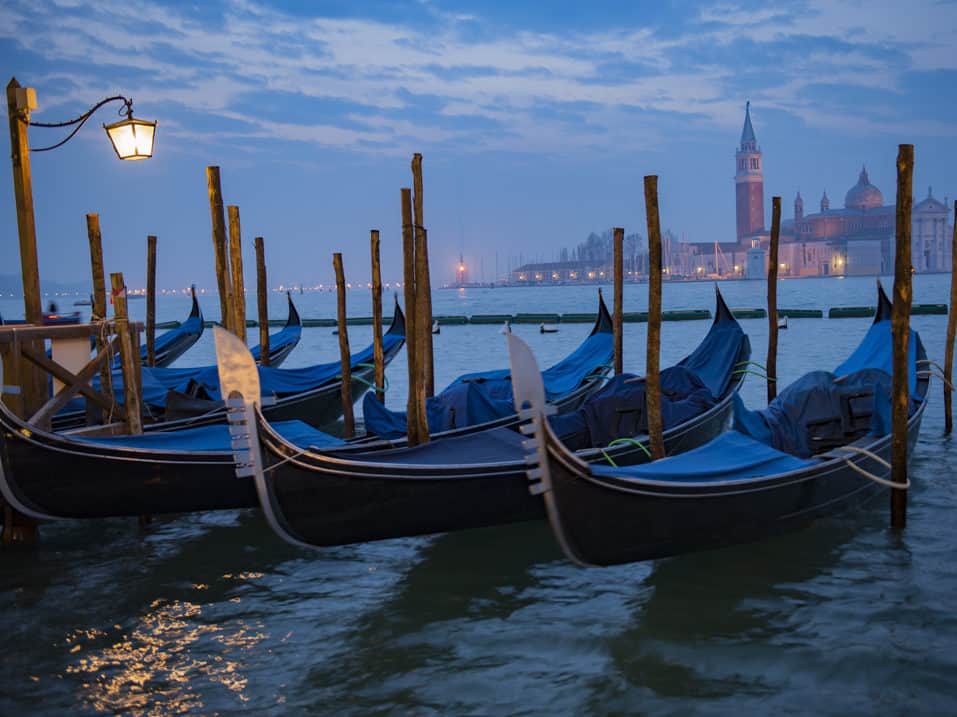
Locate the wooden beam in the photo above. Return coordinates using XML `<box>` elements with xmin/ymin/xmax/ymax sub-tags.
<box><xmin>255</xmin><ymin>236</ymin><xmax>270</xmax><ymax>366</ymax></box>
<box><xmin>370</xmin><ymin>229</ymin><xmax>385</xmax><ymax>403</ymax></box>
<box><xmin>945</xmin><ymin>200</ymin><xmax>957</xmax><ymax>434</ymax></box>
<box><xmin>767</xmin><ymin>197</ymin><xmax>781</xmax><ymax>403</ymax></box>
<box><xmin>26</xmin><ymin>335</ymin><xmax>125</xmax><ymax>425</ymax></box>
<box><xmin>891</xmin><ymin>144</ymin><xmax>913</xmax><ymax>528</ymax></box>
<box><xmin>401</xmin><ymin>187</ymin><xmax>425</xmax><ymax>445</ymax></box>
<box><xmin>411</xmin><ymin>153</ymin><xmax>434</xmax><ymax>397</ymax></box>
<box><xmin>333</xmin><ymin>253</ymin><xmax>354</xmax><ymax>438</ymax></box>
<box><xmin>613</xmin><ymin>227</ymin><xmax>624</xmax><ymax>375</ymax></box>
<box><xmin>227</xmin><ymin>205</ymin><xmax>246</xmax><ymax>341</ymax></box>
<box><xmin>643</xmin><ymin>176</ymin><xmax>665</xmax><ymax>461</ymax></box>
<box><xmin>206</xmin><ymin>166</ymin><xmax>232</xmax><ymax>331</ymax></box>
<box><xmin>111</xmin><ymin>273</ymin><xmax>143</xmax><ymax>434</ymax></box>
<box><xmin>86</xmin><ymin>213</ymin><xmax>113</xmax><ymax>421</ymax></box>
<box><xmin>146</xmin><ymin>234</ymin><xmax>157</xmax><ymax>367</ymax></box>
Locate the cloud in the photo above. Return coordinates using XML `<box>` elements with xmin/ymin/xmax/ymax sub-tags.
<box><xmin>2</xmin><ymin>0</ymin><xmax>955</xmax><ymax>157</ymax></box>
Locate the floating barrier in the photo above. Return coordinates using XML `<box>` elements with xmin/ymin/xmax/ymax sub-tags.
<box><xmin>779</xmin><ymin>308</ymin><xmax>824</xmax><ymax>319</ymax></box>
<box><xmin>513</xmin><ymin>313</ymin><xmax>561</xmax><ymax>324</ymax></box>
<box><xmin>433</xmin><ymin>315</ymin><xmax>469</xmax><ymax>325</ymax></box>
<box><xmin>912</xmin><ymin>303</ymin><xmax>947</xmax><ymax>315</ymax></box>
<box><xmin>156</xmin><ymin>320</ymin><xmax>180</xmax><ymax>330</ymax></box>
<box><xmin>731</xmin><ymin>308</ymin><xmax>767</xmax><ymax>319</ymax></box>
<box><xmin>829</xmin><ymin>306</ymin><xmax>875</xmax><ymax>318</ymax></box>
<box><xmin>560</xmin><ymin>313</ymin><xmax>597</xmax><ymax>323</ymax></box>
<box><xmin>469</xmin><ymin>314</ymin><xmax>514</xmax><ymax>324</ymax></box>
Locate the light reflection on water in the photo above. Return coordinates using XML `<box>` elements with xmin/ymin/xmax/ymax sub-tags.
<box><xmin>1</xmin><ymin>275</ymin><xmax>956</xmax><ymax>715</ymax></box>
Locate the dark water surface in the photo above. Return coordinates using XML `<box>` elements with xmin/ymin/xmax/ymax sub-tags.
<box><xmin>2</xmin><ymin>276</ymin><xmax>956</xmax><ymax>715</ymax></box>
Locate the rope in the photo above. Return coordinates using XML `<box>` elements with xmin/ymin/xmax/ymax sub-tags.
<box><xmin>829</xmin><ymin>445</ymin><xmax>910</xmax><ymax>489</ymax></box>
<box><xmin>263</xmin><ymin>445</ymin><xmax>312</xmax><ymax>474</ymax></box>
<box><xmin>917</xmin><ymin>360</ymin><xmax>954</xmax><ymax>391</ymax></box>
<box><xmin>607</xmin><ymin>436</ymin><xmax>653</xmax><ymax>459</ymax></box>
<box><xmin>335</xmin><ymin>365</ymin><xmax>389</xmax><ymax>393</ymax></box>
<box><xmin>736</xmin><ymin>360</ymin><xmax>768</xmax><ymax>371</ymax></box>
<box><xmin>732</xmin><ymin>368</ymin><xmax>775</xmax><ymax>381</ymax></box>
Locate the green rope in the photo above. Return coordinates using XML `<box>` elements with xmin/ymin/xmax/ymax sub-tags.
<box><xmin>607</xmin><ymin>436</ymin><xmax>654</xmax><ymax>459</ymax></box>
<box><xmin>732</xmin><ymin>368</ymin><xmax>776</xmax><ymax>382</ymax></box>
<box><xmin>600</xmin><ymin>449</ymin><xmax>618</xmax><ymax>467</ymax></box>
<box><xmin>736</xmin><ymin>360</ymin><xmax>767</xmax><ymax>371</ymax></box>
<box><xmin>335</xmin><ymin>364</ymin><xmax>389</xmax><ymax>393</ymax></box>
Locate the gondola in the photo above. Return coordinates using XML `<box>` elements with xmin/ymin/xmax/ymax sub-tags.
<box><xmin>248</xmin><ymin>292</ymin><xmax>303</xmax><ymax>368</ymax></box>
<box><xmin>511</xmin><ymin>283</ymin><xmax>930</xmax><ymax>567</ymax></box>
<box><xmin>136</xmin><ymin>287</ymin><xmax>205</xmax><ymax>368</ymax></box>
<box><xmin>361</xmin><ymin>291</ymin><xmax>616</xmax><ymax>440</ymax></box>
<box><xmin>216</xmin><ymin>287</ymin><xmax>751</xmax><ymax>549</ymax></box>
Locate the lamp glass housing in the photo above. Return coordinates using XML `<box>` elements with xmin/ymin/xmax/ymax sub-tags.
<box><xmin>103</xmin><ymin>117</ymin><xmax>156</xmax><ymax>160</ymax></box>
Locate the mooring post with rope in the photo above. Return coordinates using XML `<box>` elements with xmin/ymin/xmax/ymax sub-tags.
<box><xmin>333</xmin><ymin>253</ymin><xmax>355</xmax><ymax>439</ymax></box>
<box><xmin>643</xmin><ymin>176</ymin><xmax>665</xmax><ymax>461</ymax></box>
<box><xmin>945</xmin><ymin>200</ymin><xmax>957</xmax><ymax>434</ymax></box>
<box><xmin>370</xmin><ymin>229</ymin><xmax>386</xmax><ymax>403</ymax></box>
<box><xmin>891</xmin><ymin>144</ymin><xmax>914</xmax><ymax>528</ymax></box>
<box><xmin>767</xmin><ymin>196</ymin><xmax>781</xmax><ymax>403</ymax></box>
<box><xmin>613</xmin><ymin>226</ymin><xmax>624</xmax><ymax>376</ymax></box>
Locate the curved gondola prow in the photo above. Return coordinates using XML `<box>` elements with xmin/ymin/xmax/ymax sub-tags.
<box><xmin>507</xmin><ymin>332</ymin><xmax>590</xmax><ymax>568</ymax></box>
<box><xmin>188</xmin><ymin>284</ymin><xmax>202</xmax><ymax>321</ymax></box>
<box><xmin>285</xmin><ymin>291</ymin><xmax>302</xmax><ymax>329</ymax></box>
<box><xmin>386</xmin><ymin>296</ymin><xmax>407</xmax><ymax>338</ymax></box>
<box><xmin>875</xmin><ymin>279</ymin><xmax>892</xmax><ymax>324</ymax></box>
<box><xmin>590</xmin><ymin>289</ymin><xmax>614</xmax><ymax>337</ymax></box>
<box><xmin>713</xmin><ymin>284</ymin><xmax>735</xmax><ymax>326</ymax></box>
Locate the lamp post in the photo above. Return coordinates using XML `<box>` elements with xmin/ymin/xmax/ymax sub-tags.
<box><xmin>5</xmin><ymin>76</ymin><xmax>156</xmax><ymax>415</ymax></box>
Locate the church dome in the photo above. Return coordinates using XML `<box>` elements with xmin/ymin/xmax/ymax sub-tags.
<box><xmin>844</xmin><ymin>166</ymin><xmax>883</xmax><ymax>210</ymax></box>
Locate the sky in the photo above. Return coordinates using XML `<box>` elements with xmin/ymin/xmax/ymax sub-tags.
<box><xmin>1</xmin><ymin>0</ymin><xmax>955</xmax><ymax>290</ymax></box>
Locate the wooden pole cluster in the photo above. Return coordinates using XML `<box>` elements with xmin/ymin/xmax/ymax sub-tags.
<box><xmin>411</xmin><ymin>154</ymin><xmax>435</xmax><ymax>397</ymax></box>
<box><xmin>613</xmin><ymin>227</ymin><xmax>624</xmax><ymax>375</ymax></box>
<box><xmin>86</xmin><ymin>213</ymin><xmax>113</xmax><ymax>420</ymax></box>
<box><xmin>767</xmin><ymin>197</ymin><xmax>781</xmax><ymax>403</ymax></box>
<box><xmin>6</xmin><ymin>78</ymin><xmax>45</xmax><ymax>417</ymax></box>
<box><xmin>333</xmin><ymin>253</ymin><xmax>355</xmax><ymax>438</ymax></box>
<box><xmin>228</xmin><ymin>205</ymin><xmax>247</xmax><ymax>341</ymax></box>
<box><xmin>255</xmin><ymin>236</ymin><xmax>270</xmax><ymax>367</ymax></box>
<box><xmin>402</xmin><ymin>188</ymin><xmax>429</xmax><ymax>445</ymax></box>
<box><xmin>643</xmin><ymin>176</ymin><xmax>665</xmax><ymax>460</ymax></box>
<box><xmin>370</xmin><ymin>229</ymin><xmax>385</xmax><ymax>403</ymax></box>
<box><xmin>146</xmin><ymin>235</ymin><xmax>157</xmax><ymax>367</ymax></box>
<box><xmin>891</xmin><ymin>144</ymin><xmax>914</xmax><ymax>528</ymax></box>
<box><xmin>110</xmin><ymin>272</ymin><xmax>143</xmax><ymax>435</ymax></box>
<box><xmin>206</xmin><ymin>166</ymin><xmax>233</xmax><ymax>332</ymax></box>
<box><xmin>945</xmin><ymin>200</ymin><xmax>957</xmax><ymax>435</ymax></box>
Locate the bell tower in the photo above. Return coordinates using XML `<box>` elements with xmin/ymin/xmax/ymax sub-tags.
<box><xmin>735</xmin><ymin>101</ymin><xmax>765</xmax><ymax>242</ymax></box>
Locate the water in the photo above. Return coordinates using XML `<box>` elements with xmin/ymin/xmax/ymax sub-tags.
<box><xmin>1</xmin><ymin>274</ymin><xmax>956</xmax><ymax>715</ymax></box>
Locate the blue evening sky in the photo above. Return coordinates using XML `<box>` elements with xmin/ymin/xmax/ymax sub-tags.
<box><xmin>1</xmin><ymin>0</ymin><xmax>955</xmax><ymax>289</ymax></box>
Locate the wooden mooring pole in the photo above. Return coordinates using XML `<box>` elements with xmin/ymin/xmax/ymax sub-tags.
<box><xmin>146</xmin><ymin>235</ymin><xmax>157</xmax><ymax>367</ymax></box>
<box><xmin>401</xmin><ymin>187</ymin><xmax>428</xmax><ymax>445</ymax></box>
<box><xmin>411</xmin><ymin>153</ymin><xmax>434</xmax><ymax>398</ymax></box>
<box><xmin>206</xmin><ymin>166</ymin><xmax>232</xmax><ymax>332</ymax></box>
<box><xmin>945</xmin><ymin>200</ymin><xmax>957</xmax><ymax>435</ymax></box>
<box><xmin>891</xmin><ymin>144</ymin><xmax>914</xmax><ymax>528</ymax></box>
<box><xmin>255</xmin><ymin>236</ymin><xmax>270</xmax><ymax>367</ymax></box>
<box><xmin>767</xmin><ymin>197</ymin><xmax>781</xmax><ymax>403</ymax></box>
<box><xmin>643</xmin><ymin>176</ymin><xmax>665</xmax><ymax>461</ymax></box>
<box><xmin>370</xmin><ymin>229</ymin><xmax>385</xmax><ymax>403</ymax></box>
<box><xmin>110</xmin><ymin>272</ymin><xmax>143</xmax><ymax>435</ymax></box>
<box><xmin>86</xmin><ymin>213</ymin><xmax>113</xmax><ymax>420</ymax></box>
<box><xmin>613</xmin><ymin>227</ymin><xmax>624</xmax><ymax>375</ymax></box>
<box><xmin>333</xmin><ymin>253</ymin><xmax>355</xmax><ymax>439</ymax></box>
<box><xmin>227</xmin><ymin>205</ymin><xmax>246</xmax><ymax>341</ymax></box>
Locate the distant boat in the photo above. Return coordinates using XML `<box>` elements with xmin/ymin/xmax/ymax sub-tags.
<box><xmin>432</xmin><ymin>320</ymin><xmax>440</xmax><ymax>335</ymax></box>
<box><xmin>73</xmin><ymin>298</ymin><xmax>92</xmax><ymax>307</ymax></box>
<box><xmin>500</xmin><ymin>320</ymin><xmax>511</xmax><ymax>335</ymax></box>
<box><xmin>778</xmin><ymin>316</ymin><xmax>788</xmax><ymax>330</ymax></box>
<box><xmin>540</xmin><ymin>322</ymin><xmax>559</xmax><ymax>334</ymax></box>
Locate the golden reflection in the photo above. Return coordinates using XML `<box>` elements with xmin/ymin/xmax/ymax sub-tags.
<box><xmin>64</xmin><ymin>597</ymin><xmax>267</xmax><ymax>715</ymax></box>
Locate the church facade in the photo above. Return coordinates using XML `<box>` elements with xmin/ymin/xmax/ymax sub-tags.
<box><xmin>689</xmin><ymin>104</ymin><xmax>953</xmax><ymax>278</ymax></box>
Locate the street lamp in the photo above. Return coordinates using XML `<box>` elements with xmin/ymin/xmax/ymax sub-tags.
<box><xmin>6</xmin><ymin>77</ymin><xmax>156</xmax><ymax>414</ymax></box>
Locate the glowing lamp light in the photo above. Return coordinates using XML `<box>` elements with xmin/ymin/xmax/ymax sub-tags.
<box><xmin>103</xmin><ymin>111</ymin><xmax>157</xmax><ymax>160</ymax></box>
<box><xmin>458</xmin><ymin>263</ymin><xmax>465</xmax><ymax>273</ymax></box>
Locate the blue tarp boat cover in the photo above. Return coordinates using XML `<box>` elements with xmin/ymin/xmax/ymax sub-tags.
<box><xmin>73</xmin><ymin>419</ymin><xmax>344</xmax><ymax>452</ymax></box>
<box><xmin>834</xmin><ymin>320</ymin><xmax>919</xmax><ymax>395</ymax></box>
<box><xmin>590</xmin><ymin>431</ymin><xmax>814</xmax><ymax>483</ymax></box>
<box><xmin>250</xmin><ymin>321</ymin><xmax>301</xmax><ymax>362</ymax></box>
<box><xmin>363</xmin><ymin>329</ymin><xmax>614</xmax><ymax>439</ymax></box>
<box><xmin>104</xmin><ymin>331</ymin><xmax>405</xmax><ymax>407</ymax></box>
<box><xmin>353</xmin><ymin>426</ymin><xmax>528</xmax><ymax>466</ymax></box>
